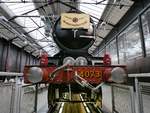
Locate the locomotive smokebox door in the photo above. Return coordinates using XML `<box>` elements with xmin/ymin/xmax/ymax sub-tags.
<box><xmin>53</xmin><ymin>13</ymin><xmax>95</xmax><ymax>54</ymax></box>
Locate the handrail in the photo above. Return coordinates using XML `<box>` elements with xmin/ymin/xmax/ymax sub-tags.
<box><xmin>139</xmin><ymin>82</ymin><xmax>150</xmax><ymax>86</ymax></box>
<box><xmin>0</xmin><ymin>72</ymin><xmax>23</xmax><ymax>77</ymax></box>
<box><xmin>111</xmin><ymin>83</ymin><xmax>133</xmax><ymax>90</ymax></box>
<box><xmin>128</xmin><ymin>73</ymin><xmax>150</xmax><ymax>78</ymax></box>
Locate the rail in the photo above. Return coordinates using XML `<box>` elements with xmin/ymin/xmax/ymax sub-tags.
<box><xmin>0</xmin><ymin>72</ymin><xmax>23</xmax><ymax>77</ymax></box>
<box><xmin>128</xmin><ymin>73</ymin><xmax>150</xmax><ymax>78</ymax></box>
<box><xmin>86</xmin><ymin>103</ymin><xmax>103</xmax><ymax>113</ymax></box>
<box><xmin>47</xmin><ymin>103</ymin><xmax>57</xmax><ymax>113</ymax></box>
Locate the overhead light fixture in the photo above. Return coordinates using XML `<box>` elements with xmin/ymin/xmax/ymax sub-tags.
<box><xmin>101</xmin><ymin>21</ymin><xmax>106</xmax><ymax>26</ymax></box>
<box><xmin>24</xmin><ymin>40</ymin><xmax>28</xmax><ymax>45</ymax></box>
<box><xmin>0</xmin><ymin>16</ymin><xmax>8</xmax><ymax>21</ymax></box>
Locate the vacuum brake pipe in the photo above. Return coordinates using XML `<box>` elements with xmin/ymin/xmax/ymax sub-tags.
<box><xmin>49</xmin><ymin>59</ymin><xmax>75</xmax><ymax>80</ymax></box>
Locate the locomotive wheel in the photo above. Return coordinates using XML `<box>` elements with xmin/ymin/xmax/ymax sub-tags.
<box><xmin>48</xmin><ymin>84</ymin><xmax>55</xmax><ymax>107</ymax></box>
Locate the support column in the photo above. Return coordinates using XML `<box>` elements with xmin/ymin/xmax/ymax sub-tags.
<box><xmin>34</xmin><ymin>84</ymin><xmax>38</xmax><ymax>113</ymax></box>
<box><xmin>135</xmin><ymin>77</ymin><xmax>144</xmax><ymax>113</ymax></box>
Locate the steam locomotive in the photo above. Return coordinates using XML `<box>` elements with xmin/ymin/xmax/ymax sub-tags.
<box><xmin>23</xmin><ymin>12</ymin><xmax>127</xmax><ymax>107</ymax></box>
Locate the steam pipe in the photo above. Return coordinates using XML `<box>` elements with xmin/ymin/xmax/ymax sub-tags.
<box><xmin>74</xmin><ymin>71</ymin><xmax>104</xmax><ymax>92</ymax></box>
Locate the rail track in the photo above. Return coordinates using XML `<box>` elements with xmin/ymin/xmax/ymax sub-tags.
<box><xmin>47</xmin><ymin>94</ymin><xmax>103</xmax><ymax>113</ymax></box>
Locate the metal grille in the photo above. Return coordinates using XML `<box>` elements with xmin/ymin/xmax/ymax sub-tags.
<box><xmin>0</xmin><ymin>83</ymin><xmax>15</xmax><ymax>113</ymax></box>
<box><xmin>113</xmin><ymin>87</ymin><xmax>132</xmax><ymax>113</ymax></box>
<box><xmin>20</xmin><ymin>86</ymin><xmax>36</xmax><ymax>113</ymax></box>
<box><xmin>140</xmin><ymin>82</ymin><xmax>150</xmax><ymax>113</ymax></box>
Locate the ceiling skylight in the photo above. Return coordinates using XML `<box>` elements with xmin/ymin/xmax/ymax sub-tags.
<box><xmin>79</xmin><ymin>0</ymin><xmax>108</xmax><ymax>24</ymax></box>
<box><xmin>1</xmin><ymin>0</ymin><xmax>109</xmax><ymax>56</ymax></box>
<box><xmin>1</xmin><ymin>0</ymin><xmax>59</xmax><ymax>56</ymax></box>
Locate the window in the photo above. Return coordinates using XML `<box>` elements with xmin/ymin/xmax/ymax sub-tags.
<box><xmin>141</xmin><ymin>8</ymin><xmax>150</xmax><ymax>55</ymax></box>
<box><xmin>1</xmin><ymin>0</ymin><xmax>59</xmax><ymax>56</ymax></box>
<box><xmin>118</xmin><ymin>31</ymin><xmax>126</xmax><ymax>64</ymax></box>
<box><xmin>125</xmin><ymin>20</ymin><xmax>142</xmax><ymax>58</ymax></box>
<box><xmin>106</xmin><ymin>39</ymin><xmax>118</xmax><ymax>64</ymax></box>
<box><xmin>96</xmin><ymin>48</ymin><xmax>105</xmax><ymax>57</ymax></box>
<box><xmin>79</xmin><ymin>0</ymin><xmax>108</xmax><ymax>24</ymax></box>
<box><xmin>118</xmin><ymin>20</ymin><xmax>142</xmax><ymax>64</ymax></box>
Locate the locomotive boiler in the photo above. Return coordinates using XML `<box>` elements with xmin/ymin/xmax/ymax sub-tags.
<box><xmin>23</xmin><ymin>12</ymin><xmax>127</xmax><ymax>108</ymax></box>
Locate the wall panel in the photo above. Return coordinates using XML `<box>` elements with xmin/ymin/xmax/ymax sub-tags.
<box><xmin>0</xmin><ymin>38</ymin><xmax>39</xmax><ymax>73</ymax></box>
<box><xmin>8</xmin><ymin>44</ymin><xmax>18</xmax><ymax>72</ymax></box>
<box><xmin>21</xmin><ymin>52</ymin><xmax>27</xmax><ymax>72</ymax></box>
<box><xmin>1</xmin><ymin>42</ymin><xmax>8</xmax><ymax>71</ymax></box>
<box><xmin>0</xmin><ymin>40</ymin><xmax>4</xmax><ymax>71</ymax></box>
